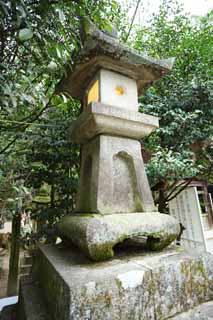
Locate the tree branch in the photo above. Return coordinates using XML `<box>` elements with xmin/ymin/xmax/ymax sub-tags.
<box><xmin>166</xmin><ymin>179</ymin><xmax>189</xmax><ymax>200</ymax></box>
<box><xmin>167</xmin><ymin>178</ymin><xmax>193</xmax><ymax>202</ymax></box>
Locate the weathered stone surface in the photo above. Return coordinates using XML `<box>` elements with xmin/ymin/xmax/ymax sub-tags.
<box><xmin>56</xmin><ymin>212</ymin><xmax>180</xmax><ymax>261</ymax></box>
<box><xmin>172</xmin><ymin>301</ymin><xmax>213</xmax><ymax>319</ymax></box>
<box><xmin>69</xmin><ymin>102</ymin><xmax>159</xmax><ymax>144</ymax></box>
<box><xmin>18</xmin><ymin>244</ymin><xmax>213</xmax><ymax>320</ymax></box>
<box><xmin>76</xmin><ymin>135</ymin><xmax>156</xmax><ymax>214</ymax></box>
<box><xmin>16</xmin><ymin>276</ymin><xmax>49</xmax><ymax>320</ymax></box>
<box><xmin>56</xmin><ymin>19</ymin><xmax>175</xmax><ymax>99</ymax></box>
<box><xmin>55</xmin><ymin>19</ymin><xmax>178</xmax><ymax>263</ymax></box>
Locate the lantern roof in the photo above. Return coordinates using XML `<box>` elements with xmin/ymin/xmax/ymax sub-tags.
<box><xmin>56</xmin><ymin>19</ymin><xmax>175</xmax><ymax>100</ymax></box>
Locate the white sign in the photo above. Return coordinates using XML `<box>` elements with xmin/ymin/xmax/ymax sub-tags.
<box><xmin>169</xmin><ymin>187</ymin><xmax>207</xmax><ymax>251</ymax></box>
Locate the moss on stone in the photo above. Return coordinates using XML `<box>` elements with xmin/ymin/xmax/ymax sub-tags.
<box><xmin>87</xmin><ymin>232</ymin><xmax>177</xmax><ymax>262</ymax></box>
<box><xmin>88</xmin><ymin>243</ymin><xmax>114</xmax><ymax>261</ymax></box>
<box><xmin>197</xmin><ymin>260</ymin><xmax>206</xmax><ymax>275</ymax></box>
<box><xmin>56</xmin><ymin>212</ymin><xmax>180</xmax><ymax>262</ymax></box>
<box><xmin>134</xmin><ymin>195</ymin><xmax>143</xmax><ymax>212</ymax></box>
<box><xmin>146</xmin><ymin>234</ymin><xmax>177</xmax><ymax>251</ymax></box>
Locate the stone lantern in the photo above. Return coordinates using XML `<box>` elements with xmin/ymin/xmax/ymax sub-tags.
<box><xmin>15</xmin><ymin>21</ymin><xmax>213</xmax><ymax>320</ymax></box>
<box><xmin>56</xmin><ymin>19</ymin><xmax>179</xmax><ymax>261</ymax></box>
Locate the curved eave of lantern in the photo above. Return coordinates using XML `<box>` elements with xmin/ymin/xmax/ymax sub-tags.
<box><xmin>56</xmin><ymin>20</ymin><xmax>175</xmax><ymax>100</ymax></box>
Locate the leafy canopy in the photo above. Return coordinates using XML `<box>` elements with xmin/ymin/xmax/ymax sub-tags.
<box><xmin>133</xmin><ymin>0</ymin><xmax>213</xmax><ymax>210</ymax></box>
<box><xmin>0</xmin><ymin>0</ymin><xmax>128</xmax><ymax>234</ymax></box>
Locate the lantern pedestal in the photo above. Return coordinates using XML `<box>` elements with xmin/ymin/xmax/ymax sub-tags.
<box><xmin>56</xmin><ymin>101</ymin><xmax>180</xmax><ymax>256</ymax></box>
<box><xmin>56</xmin><ymin>212</ymin><xmax>179</xmax><ymax>261</ymax></box>
<box><xmin>76</xmin><ymin>134</ymin><xmax>155</xmax><ymax>214</ymax></box>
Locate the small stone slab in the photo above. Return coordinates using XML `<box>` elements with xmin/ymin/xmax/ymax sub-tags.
<box><xmin>56</xmin><ymin>212</ymin><xmax>180</xmax><ymax>261</ymax></box>
<box><xmin>69</xmin><ymin>102</ymin><xmax>159</xmax><ymax>143</ymax></box>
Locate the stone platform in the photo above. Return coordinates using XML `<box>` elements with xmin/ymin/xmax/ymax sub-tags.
<box><xmin>17</xmin><ymin>244</ymin><xmax>213</xmax><ymax>320</ymax></box>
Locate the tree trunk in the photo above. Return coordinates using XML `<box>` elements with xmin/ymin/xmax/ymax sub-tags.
<box><xmin>50</xmin><ymin>183</ymin><xmax>55</xmax><ymax>208</ymax></box>
<box><xmin>7</xmin><ymin>211</ymin><xmax>21</xmax><ymax>296</ymax></box>
<box><xmin>158</xmin><ymin>189</ymin><xmax>167</xmax><ymax>213</ymax></box>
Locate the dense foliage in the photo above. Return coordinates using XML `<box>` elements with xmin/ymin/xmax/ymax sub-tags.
<box><xmin>0</xmin><ymin>0</ymin><xmax>127</xmax><ymax>236</ymax></box>
<box><xmin>132</xmin><ymin>1</ymin><xmax>213</xmax><ymax>211</ymax></box>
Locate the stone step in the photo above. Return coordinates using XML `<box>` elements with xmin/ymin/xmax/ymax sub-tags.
<box><xmin>23</xmin><ymin>255</ymin><xmax>33</xmax><ymax>265</ymax></box>
<box><xmin>20</xmin><ymin>264</ymin><xmax>32</xmax><ymax>275</ymax></box>
<box><xmin>20</xmin><ymin>254</ymin><xmax>33</xmax><ymax>266</ymax></box>
<box><xmin>19</xmin><ymin>273</ymin><xmax>31</xmax><ymax>278</ymax></box>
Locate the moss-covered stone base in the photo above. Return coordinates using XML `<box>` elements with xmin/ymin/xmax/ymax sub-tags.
<box><xmin>56</xmin><ymin>212</ymin><xmax>180</xmax><ymax>261</ymax></box>
<box><xmin>18</xmin><ymin>245</ymin><xmax>213</xmax><ymax>320</ymax></box>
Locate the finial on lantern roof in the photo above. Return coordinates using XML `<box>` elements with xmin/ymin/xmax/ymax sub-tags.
<box><xmin>80</xmin><ymin>18</ymin><xmax>118</xmax><ymax>42</ymax></box>
<box><xmin>103</xmin><ymin>23</ymin><xmax>118</xmax><ymax>39</ymax></box>
<box><xmin>56</xmin><ymin>19</ymin><xmax>175</xmax><ymax>100</ymax></box>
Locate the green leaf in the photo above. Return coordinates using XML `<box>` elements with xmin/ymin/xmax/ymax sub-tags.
<box><xmin>57</xmin><ymin>8</ymin><xmax>65</xmax><ymax>23</ymax></box>
<box><xmin>6</xmin><ymin>198</ymin><xmax>15</xmax><ymax>203</ymax></box>
<box><xmin>47</xmin><ymin>61</ymin><xmax>58</xmax><ymax>73</ymax></box>
<box><xmin>18</xmin><ymin>28</ymin><xmax>33</xmax><ymax>42</ymax></box>
<box><xmin>21</xmin><ymin>186</ymin><xmax>30</xmax><ymax>195</ymax></box>
<box><xmin>12</xmin><ymin>186</ymin><xmax>19</xmax><ymax>193</ymax></box>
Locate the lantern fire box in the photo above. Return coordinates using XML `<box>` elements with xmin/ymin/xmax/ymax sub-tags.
<box><xmin>85</xmin><ymin>69</ymin><xmax>138</xmax><ymax>111</ymax></box>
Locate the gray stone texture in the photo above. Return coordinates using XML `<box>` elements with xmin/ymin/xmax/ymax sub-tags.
<box><xmin>62</xmin><ymin>103</ymin><xmax>180</xmax><ymax>259</ymax></box>
<box><xmin>20</xmin><ymin>244</ymin><xmax>213</xmax><ymax>320</ymax></box>
<box><xmin>76</xmin><ymin>135</ymin><xmax>156</xmax><ymax>214</ymax></box>
<box><xmin>56</xmin><ymin>212</ymin><xmax>180</xmax><ymax>261</ymax></box>
<box><xmin>69</xmin><ymin>102</ymin><xmax>159</xmax><ymax>144</ymax></box>
<box><xmin>172</xmin><ymin>301</ymin><xmax>213</xmax><ymax>319</ymax></box>
<box><xmin>16</xmin><ymin>276</ymin><xmax>49</xmax><ymax>320</ymax></box>
<box><xmin>56</xmin><ymin>19</ymin><xmax>175</xmax><ymax>99</ymax></box>
<box><xmin>55</xmin><ymin>19</ymin><xmax>179</xmax><ymax>261</ymax></box>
